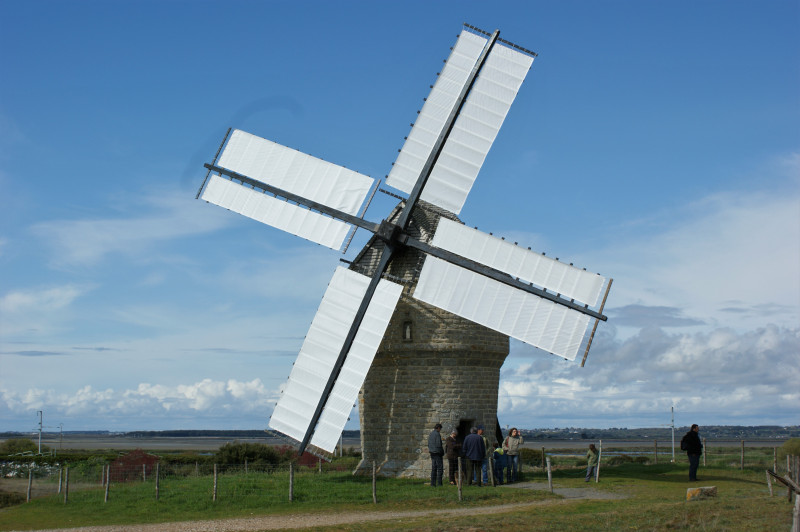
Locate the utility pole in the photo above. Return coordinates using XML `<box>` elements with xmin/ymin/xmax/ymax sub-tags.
<box><xmin>37</xmin><ymin>411</ymin><xmax>43</xmax><ymax>454</ymax></box>
<box><xmin>59</xmin><ymin>423</ymin><xmax>64</xmax><ymax>450</ymax></box>
<box><xmin>670</xmin><ymin>406</ymin><xmax>675</xmax><ymax>463</ymax></box>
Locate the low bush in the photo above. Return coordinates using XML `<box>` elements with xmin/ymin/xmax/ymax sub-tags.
<box><xmin>519</xmin><ymin>447</ymin><xmax>543</xmax><ymax>465</ymax></box>
<box><xmin>607</xmin><ymin>454</ymin><xmax>649</xmax><ymax>466</ymax></box>
<box><xmin>0</xmin><ymin>438</ymin><xmax>43</xmax><ymax>455</ymax></box>
<box><xmin>215</xmin><ymin>442</ymin><xmax>284</xmax><ymax>466</ymax></box>
<box><xmin>779</xmin><ymin>438</ymin><xmax>800</xmax><ymax>458</ymax></box>
<box><xmin>0</xmin><ymin>488</ymin><xmax>25</xmax><ymax>509</ymax></box>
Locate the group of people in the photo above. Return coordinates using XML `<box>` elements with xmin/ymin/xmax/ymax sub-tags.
<box><xmin>431</xmin><ymin>422</ymin><xmax>705</xmax><ymax>487</ymax></box>
<box><xmin>427</xmin><ymin>423</ymin><xmax>524</xmax><ymax>487</ymax></box>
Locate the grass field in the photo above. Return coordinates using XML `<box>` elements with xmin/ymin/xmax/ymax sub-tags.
<box><xmin>0</xmin><ymin>459</ymin><xmax>794</xmax><ymax>531</ymax></box>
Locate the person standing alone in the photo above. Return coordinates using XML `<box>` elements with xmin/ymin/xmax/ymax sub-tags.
<box><xmin>681</xmin><ymin>424</ymin><xmax>703</xmax><ymax>481</ymax></box>
<box><xmin>428</xmin><ymin>423</ymin><xmax>444</xmax><ymax>486</ymax></box>
<box><xmin>585</xmin><ymin>443</ymin><xmax>599</xmax><ymax>482</ymax></box>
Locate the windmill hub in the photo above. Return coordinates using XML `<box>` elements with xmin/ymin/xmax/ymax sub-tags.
<box><xmin>376</xmin><ymin>219</ymin><xmax>406</xmax><ymax>246</ymax></box>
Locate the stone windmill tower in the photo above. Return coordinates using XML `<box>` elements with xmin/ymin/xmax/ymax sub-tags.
<box><xmin>350</xmin><ymin>202</ymin><xmax>509</xmax><ymax>477</ymax></box>
<box><xmin>195</xmin><ymin>25</ymin><xmax>612</xmax><ymax>470</ymax></box>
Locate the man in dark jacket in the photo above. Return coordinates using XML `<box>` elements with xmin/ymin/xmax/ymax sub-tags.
<box><xmin>462</xmin><ymin>427</ymin><xmax>486</xmax><ymax>486</ymax></box>
<box><xmin>428</xmin><ymin>423</ymin><xmax>444</xmax><ymax>486</ymax></box>
<box><xmin>681</xmin><ymin>424</ymin><xmax>703</xmax><ymax>481</ymax></box>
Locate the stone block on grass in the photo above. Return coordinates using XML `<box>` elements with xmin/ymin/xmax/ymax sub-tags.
<box><xmin>686</xmin><ymin>486</ymin><xmax>717</xmax><ymax>501</ymax></box>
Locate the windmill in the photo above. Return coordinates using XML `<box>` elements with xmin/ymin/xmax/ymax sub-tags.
<box><xmin>196</xmin><ymin>25</ymin><xmax>612</xmax><ymax>460</ymax></box>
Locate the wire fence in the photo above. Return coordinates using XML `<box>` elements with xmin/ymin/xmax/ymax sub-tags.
<box><xmin>3</xmin><ymin>459</ymin><xmax>392</xmax><ymax>506</ymax></box>
<box><xmin>518</xmin><ymin>439</ymin><xmax>795</xmax><ymax>482</ymax></box>
<box><xmin>3</xmin><ymin>441</ymin><xmax>797</xmax><ymax>507</ymax></box>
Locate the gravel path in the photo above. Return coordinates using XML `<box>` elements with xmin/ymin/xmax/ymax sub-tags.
<box><xmin>29</xmin><ymin>482</ymin><xmax>626</xmax><ymax>532</ymax></box>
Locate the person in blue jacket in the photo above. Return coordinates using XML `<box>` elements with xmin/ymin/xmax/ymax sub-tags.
<box><xmin>462</xmin><ymin>427</ymin><xmax>485</xmax><ymax>486</ymax></box>
<box><xmin>493</xmin><ymin>445</ymin><xmax>507</xmax><ymax>485</ymax></box>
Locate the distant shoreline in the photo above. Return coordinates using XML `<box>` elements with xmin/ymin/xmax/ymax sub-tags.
<box><xmin>2</xmin><ymin>427</ymin><xmax>795</xmax><ymax>452</ymax></box>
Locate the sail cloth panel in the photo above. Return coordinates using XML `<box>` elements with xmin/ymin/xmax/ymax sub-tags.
<box><xmin>385</xmin><ymin>31</ymin><xmax>485</xmax><ymax>204</ymax></box>
<box><xmin>386</xmin><ymin>31</ymin><xmax>534</xmax><ymax>215</ymax></box>
<box><xmin>413</xmin><ymin>256</ymin><xmax>591</xmax><ymax>361</ymax></box>
<box><xmin>432</xmin><ymin>218</ymin><xmax>605</xmax><ymax>307</ymax></box>
<box><xmin>201</xmin><ymin>175</ymin><xmax>351</xmax><ymax>250</ymax></box>
<box><xmin>218</xmin><ymin>129</ymin><xmax>374</xmax><ymax>216</ymax></box>
<box><xmin>268</xmin><ymin>267</ymin><xmax>402</xmax><ymax>453</ymax></box>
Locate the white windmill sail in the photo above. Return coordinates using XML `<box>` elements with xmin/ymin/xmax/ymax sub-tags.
<box><xmin>413</xmin><ymin>256</ymin><xmax>594</xmax><ymax>361</ymax></box>
<box><xmin>431</xmin><ymin>218</ymin><xmax>605</xmax><ymax>306</ymax></box>
<box><xmin>201</xmin><ymin>129</ymin><xmax>374</xmax><ymax>250</ymax></box>
<box><xmin>202</xmin><ymin>175</ymin><xmax>352</xmax><ymax>249</ymax></box>
<box><xmin>268</xmin><ymin>267</ymin><xmax>402</xmax><ymax>453</ymax></box>
<box><xmin>386</xmin><ymin>30</ymin><xmax>534</xmax><ymax>214</ymax></box>
<box><xmin>218</xmin><ymin>129</ymin><xmax>374</xmax><ymax>215</ymax></box>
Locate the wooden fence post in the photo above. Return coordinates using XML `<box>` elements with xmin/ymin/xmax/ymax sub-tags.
<box><xmin>767</xmin><ymin>470</ymin><xmax>773</xmax><ymax>496</ymax></box>
<box><xmin>595</xmin><ymin>440</ymin><xmax>602</xmax><ymax>483</ymax></box>
<box><xmin>26</xmin><ymin>468</ymin><xmax>32</xmax><ymax>503</ymax></box>
<box><xmin>546</xmin><ymin>456</ymin><xmax>553</xmax><ymax>493</ymax></box>
<box><xmin>654</xmin><ymin>440</ymin><xmax>658</xmax><ymax>464</ymax></box>
<box><xmin>63</xmin><ymin>466</ymin><xmax>69</xmax><ymax>504</ymax></box>
<box><xmin>155</xmin><ymin>463</ymin><xmax>159</xmax><ymax>501</ymax></box>
<box><xmin>104</xmin><ymin>465</ymin><xmax>110</xmax><ymax>503</ymax></box>
<box><xmin>318</xmin><ymin>458</ymin><xmax>322</xmax><ymax>474</ymax></box>
<box><xmin>541</xmin><ymin>447</ymin><xmax>546</xmax><ymax>469</ymax></box>
<box><xmin>457</xmin><ymin>457</ymin><xmax>463</xmax><ymax>502</ymax></box>
<box><xmin>372</xmin><ymin>461</ymin><xmax>377</xmax><ymax>504</ymax></box>
<box><xmin>703</xmin><ymin>438</ymin><xmax>707</xmax><ymax>466</ymax></box>
<box><xmin>143</xmin><ymin>463</ymin><xmax>146</xmax><ymax>482</ymax></box>
<box><xmin>213</xmin><ymin>464</ymin><xmax>218</xmax><ymax>502</ymax></box>
<box><xmin>794</xmin><ymin>454</ymin><xmax>799</xmax><ymax>490</ymax></box>
<box><xmin>58</xmin><ymin>467</ymin><xmax>63</xmax><ymax>494</ymax></box>
<box><xmin>289</xmin><ymin>463</ymin><xmax>294</xmax><ymax>502</ymax></box>
<box><xmin>741</xmin><ymin>440</ymin><xmax>745</xmax><ymax>470</ymax></box>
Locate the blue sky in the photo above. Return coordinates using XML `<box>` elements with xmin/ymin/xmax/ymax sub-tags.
<box><xmin>1</xmin><ymin>0</ymin><xmax>798</xmax><ymax>434</ymax></box>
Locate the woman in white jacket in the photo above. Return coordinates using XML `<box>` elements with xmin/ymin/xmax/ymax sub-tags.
<box><xmin>502</xmin><ymin>427</ymin><xmax>523</xmax><ymax>482</ymax></box>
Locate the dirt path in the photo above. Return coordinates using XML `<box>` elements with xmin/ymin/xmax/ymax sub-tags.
<box><xmin>30</xmin><ymin>482</ymin><xmax>626</xmax><ymax>532</ymax></box>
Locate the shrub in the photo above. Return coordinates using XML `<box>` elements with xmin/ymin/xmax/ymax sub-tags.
<box><xmin>215</xmin><ymin>442</ymin><xmax>282</xmax><ymax>466</ymax></box>
<box><xmin>0</xmin><ymin>438</ymin><xmax>43</xmax><ymax>455</ymax></box>
<box><xmin>607</xmin><ymin>454</ymin><xmax>649</xmax><ymax>466</ymax></box>
<box><xmin>779</xmin><ymin>438</ymin><xmax>800</xmax><ymax>458</ymax></box>
<box><xmin>0</xmin><ymin>488</ymin><xmax>25</xmax><ymax>508</ymax></box>
<box><xmin>519</xmin><ymin>447</ymin><xmax>543</xmax><ymax>466</ymax></box>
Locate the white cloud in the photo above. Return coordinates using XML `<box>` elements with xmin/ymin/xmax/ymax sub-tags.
<box><xmin>0</xmin><ymin>285</ymin><xmax>82</xmax><ymax>314</ymax></box>
<box><xmin>595</xmin><ymin>178</ymin><xmax>800</xmax><ymax>333</ymax></box>
<box><xmin>0</xmin><ymin>285</ymin><xmax>86</xmax><ymax>336</ymax></box>
<box><xmin>30</xmin><ymin>187</ymin><xmax>230</xmax><ymax>268</ymax></box>
<box><xmin>499</xmin><ymin>324</ymin><xmax>800</xmax><ymax>427</ymax></box>
<box><xmin>0</xmin><ymin>379</ymin><xmax>278</xmax><ymax>429</ymax></box>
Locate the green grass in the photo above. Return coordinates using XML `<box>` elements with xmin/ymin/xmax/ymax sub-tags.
<box><xmin>0</xmin><ymin>469</ymin><xmax>546</xmax><ymax>530</ymax></box>
<box><xmin>318</xmin><ymin>464</ymin><xmax>794</xmax><ymax>531</ymax></box>
<box><xmin>0</xmin><ymin>462</ymin><xmax>793</xmax><ymax>531</ymax></box>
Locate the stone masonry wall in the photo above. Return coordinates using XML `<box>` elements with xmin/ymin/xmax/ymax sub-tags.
<box><xmin>351</xmin><ymin>202</ymin><xmax>509</xmax><ymax>478</ymax></box>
